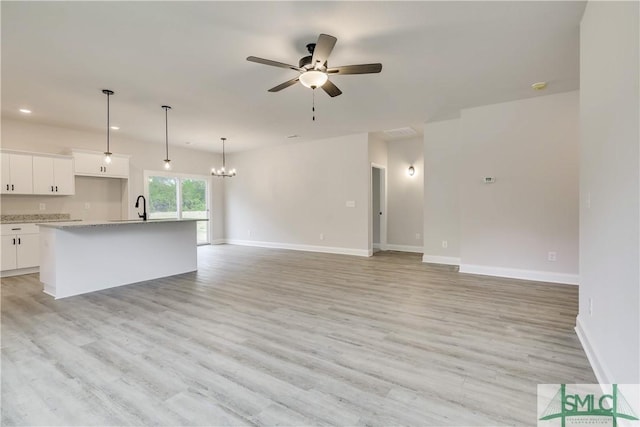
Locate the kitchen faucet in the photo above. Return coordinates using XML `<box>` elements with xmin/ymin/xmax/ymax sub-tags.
<box><xmin>135</xmin><ymin>195</ymin><xmax>147</xmax><ymax>221</ymax></box>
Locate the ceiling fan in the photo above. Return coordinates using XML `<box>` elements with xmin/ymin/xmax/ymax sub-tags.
<box><xmin>247</xmin><ymin>34</ymin><xmax>382</xmax><ymax>98</ymax></box>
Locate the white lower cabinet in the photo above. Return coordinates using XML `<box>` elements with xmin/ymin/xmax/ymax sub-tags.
<box><xmin>1</xmin><ymin>224</ymin><xmax>39</xmax><ymax>273</ymax></box>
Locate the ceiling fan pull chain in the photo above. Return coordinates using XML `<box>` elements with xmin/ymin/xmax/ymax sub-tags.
<box><xmin>312</xmin><ymin>88</ymin><xmax>316</xmax><ymax>121</ymax></box>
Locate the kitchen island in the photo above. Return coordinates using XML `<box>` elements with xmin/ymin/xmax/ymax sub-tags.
<box><xmin>38</xmin><ymin>219</ymin><xmax>199</xmax><ymax>299</ymax></box>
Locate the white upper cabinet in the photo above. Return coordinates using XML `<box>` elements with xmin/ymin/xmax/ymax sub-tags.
<box><xmin>0</xmin><ymin>152</ymin><xmax>33</xmax><ymax>194</ymax></box>
<box><xmin>32</xmin><ymin>156</ymin><xmax>75</xmax><ymax>195</ymax></box>
<box><xmin>72</xmin><ymin>150</ymin><xmax>129</xmax><ymax>178</ymax></box>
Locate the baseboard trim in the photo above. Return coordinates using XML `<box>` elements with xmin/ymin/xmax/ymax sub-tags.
<box><xmin>210</xmin><ymin>239</ymin><xmax>226</xmax><ymax>245</ymax></box>
<box><xmin>422</xmin><ymin>255</ymin><xmax>461</xmax><ymax>266</ymax></box>
<box><xmin>1</xmin><ymin>266</ymin><xmax>39</xmax><ymax>278</ymax></box>
<box><xmin>225</xmin><ymin>239</ymin><xmax>370</xmax><ymax>257</ymax></box>
<box><xmin>459</xmin><ymin>264</ymin><xmax>578</xmax><ymax>285</ymax></box>
<box><xmin>385</xmin><ymin>244</ymin><xmax>423</xmax><ymax>253</ymax></box>
<box><xmin>575</xmin><ymin>315</ymin><xmax>611</xmax><ymax>385</ymax></box>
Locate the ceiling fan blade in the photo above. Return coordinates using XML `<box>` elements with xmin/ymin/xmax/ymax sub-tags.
<box><xmin>268</xmin><ymin>77</ymin><xmax>300</xmax><ymax>92</ymax></box>
<box><xmin>327</xmin><ymin>63</ymin><xmax>383</xmax><ymax>75</ymax></box>
<box><xmin>322</xmin><ymin>80</ymin><xmax>342</xmax><ymax>97</ymax></box>
<box><xmin>247</xmin><ymin>56</ymin><xmax>302</xmax><ymax>72</ymax></box>
<box><xmin>311</xmin><ymin>34</ymin><xmax>337</xmax><ymax>69</ymax></box>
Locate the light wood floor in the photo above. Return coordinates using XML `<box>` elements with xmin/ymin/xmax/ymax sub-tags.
<box><xmin>1</xmin><ymin>245</ymin><xmax>595</xmax><ymax>426</ymax></box>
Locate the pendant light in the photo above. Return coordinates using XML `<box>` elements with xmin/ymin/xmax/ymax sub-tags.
<box><xmin>162</xmin><ymin>105</ymin><xmax>172</xmax><ymax>170</ymax></box>
<box><xmin>211</xmin><ymin>137</ymin><xmax>236</xmax><ymax>177</ymax></box>
<box><xmin>102</xmin><ymin>89</ymin><xmax>114</xmax><ymax>164</ymax></box>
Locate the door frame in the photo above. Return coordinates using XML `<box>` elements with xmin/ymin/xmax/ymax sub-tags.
<box><xmin>370</xmin><ymin>163</ymin><xmax>388</xmax><ymax>255</ymax></box>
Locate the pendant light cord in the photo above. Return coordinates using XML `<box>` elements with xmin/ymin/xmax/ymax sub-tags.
<box><xmin>222</xmin><ymin>138</ymin><xmax>226</xmax><ymax>169</ymax></box>
<box><xmin>106</xmin><ymin>92</ymin><xmax>110</xmax><ymax>152</ymax></box>
<box><xmin>164</xmin><ymin>106</ymin><xmax>169</xmax><ymax>159</ymax></box>
<box><xmin>102</xmin><ymin>89</ymin><xmax>114</xmax><ymax>155</ymax></box>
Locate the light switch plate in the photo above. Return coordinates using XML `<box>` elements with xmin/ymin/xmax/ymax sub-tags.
<box><xmin>345</xmin><ymin>201</ymin><xmax>356</xmax><ymax>208</ymax></box>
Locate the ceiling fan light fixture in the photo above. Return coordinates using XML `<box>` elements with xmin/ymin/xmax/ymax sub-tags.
<box><xmin>299</xmin><ymin>70</ymin><xmax>328</xmax><ymax>89</ymax></box>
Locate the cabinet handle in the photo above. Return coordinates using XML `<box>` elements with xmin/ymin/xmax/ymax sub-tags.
<box><xmin>11</xmin><ymin>184</ymin><xmax>14</xmax><ymax>191</ymax></box>
<box><xmin>12</xmin><ymin>238</ymin><xmax>16</xmax><ymax>245</ymax></box>
<box><xmin>55</xmin><ymin>186</ymin><xmax>58</xmax><ymax>192</ymax></box>
<box><xmin>5</xmin><ymin>184</ymin><xmax>8</xmax><ymax>191</ymax></box>
<box><xmin>11</xmin><ymin>228</ymin><xmax>21</xmax><ymax>231</ymax></box>
<box><xmin>51</xmin><ymin>185</ymin><xmax>54</xmax><ymax>192</ymax></box>
<box><xmin>17</xmin><ymin>238</ymin><xmax>21</xmax><ymax>245</ymax></box>
<box><xmin>104</xmin><ymin>167</ymin><xmax>107</xmax><ymax>173</ymax></box>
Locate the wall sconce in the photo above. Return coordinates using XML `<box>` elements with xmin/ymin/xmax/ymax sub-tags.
<box><xmin>408</xmin><ymin>166</ymin><xmax>415</xmax><ymax>176</ymax></box>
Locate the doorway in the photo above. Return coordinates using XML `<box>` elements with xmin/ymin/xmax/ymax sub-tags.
<box><xmin>371</xmin><ymin>164</ymin><xmax>387</xmax><ymax>253</ymax></box>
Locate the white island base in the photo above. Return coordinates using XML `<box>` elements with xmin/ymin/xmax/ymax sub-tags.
<box><xmin>38</xmin><ymin>220</ymin><xmax>198</xmax><ymax>299</ymax></box>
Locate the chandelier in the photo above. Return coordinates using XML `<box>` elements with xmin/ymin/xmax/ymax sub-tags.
<box><xmin>211</xmin><ymin>137</ymin><xmax>236</xmax><ymax>177</ymax></box>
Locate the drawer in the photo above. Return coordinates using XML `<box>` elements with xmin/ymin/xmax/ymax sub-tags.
<box><xmin>1</xmin><ymin>223</ymin><xmax>40</xmax><ymax>235</ymax></box>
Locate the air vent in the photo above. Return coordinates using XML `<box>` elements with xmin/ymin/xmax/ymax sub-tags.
<box><xmin>383</xmin><ymin>127</ymin><xmax>417</xmax><ymax>139</ymax></box>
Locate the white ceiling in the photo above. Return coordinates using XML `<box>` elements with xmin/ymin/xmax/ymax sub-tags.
<box><xmin>1</xmin><ymin>1</ymin><xmax>585</xmax><ymax>153</ymax></box>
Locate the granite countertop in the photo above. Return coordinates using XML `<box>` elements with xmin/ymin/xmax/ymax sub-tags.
<box><xmin>37</xmin><ymin>218</ymin><xmax>205</xmax><ymax>229</ymax></box>
<box><xmin>0</xmin><ymin>213</ymin><xmax>77</xmax><ymax>224</ymax></box>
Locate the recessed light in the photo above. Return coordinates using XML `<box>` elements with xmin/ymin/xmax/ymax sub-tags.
<box><xmin>531</xmin><ymin>82</ymin><xmax>547</xmax><ymax>91</ymax></box>
<box><xmin>110</xmin><ymin>126</ymin><xmax>120</xmax><ymax>130</ymax></box>
<box><xmin>19</xmin><ymin>108</ymin><xmax>32</xmax><ymax>114</ymax></box>
<box><xmin>287</xmin><ymin>134</ymin><xmax>300</xmax><ymax>139</ymax></box>
<box><xmin>185</xmin><ymin>141</ymin><xmax>192</xmax><ymax>145</ymax></box>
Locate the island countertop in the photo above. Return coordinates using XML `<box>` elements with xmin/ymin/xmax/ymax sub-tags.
<box><xmin>39</xmin><ymin>218</ymin><xmax>200</xmax><ymax>299</ymax></box>
<box><xmin>37</xmin><ymin>218</ymin><xmax>205</xmax><ymax>229</ymax></box>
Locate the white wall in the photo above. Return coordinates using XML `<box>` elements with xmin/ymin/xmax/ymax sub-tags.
<box><xmin>1</xmin><ymin>118</ymin><xmax>225</xmax><ymax>241</ymax></box>
<box><xmin>577</xmin><ymin>1</ymin><xmax>639</xmax><ymax>384</ymax></box>
<box><xmin>423</xmin><ymin>119</ymin><xmax>461</xmax><ymax>265</ymax></box>
<box><xmin>458</xmin><ymin>91</ymin><xmax>579</xmax><ymax>283</ymax></box>
<box><xmin>224</xmin><ymin>133</ymin><xmax>370</xmax><ymax>255</ymax></box>
<box><xmin>422</xmin><ymin>92</ymin><xmax>580</xmax><ymax>283</ymax></box>
<box><xmin>386</xmin><ymin>137</ymin><xmax>423</xmax><ymax>250</ymax></box>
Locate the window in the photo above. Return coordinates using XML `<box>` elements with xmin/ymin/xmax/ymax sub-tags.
<box><xmin>145</xmin><ymin>171</ymin><xmax>210</xmax><ymax>244</ymax></box>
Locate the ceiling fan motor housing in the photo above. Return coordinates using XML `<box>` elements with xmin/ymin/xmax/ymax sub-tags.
<box><xmin>299</xmin><ymin>55</ymin><xmax>315</xmax><ymax>69</ymax></box>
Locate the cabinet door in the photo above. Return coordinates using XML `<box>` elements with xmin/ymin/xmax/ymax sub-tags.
<box><xmin>53</xmin><ymin>158</ymin><xmax>74</xmax><ymax>194</ymax></box>
<box><xmin>32</xmin><ymin>156</ymin><xmax>55</xmax><ymax>194</ymax></box>
<box><xmin>73</xmin><ymin>152</ymin><xmax>103</xmax><ymax>176</ymax></box>
<box><xmin>0</xmin><ymin>153</ymin><xmax>10</xmax><ymax>194</ymax></box>
<box><xmin>16</xmin><ymin>234</ymin><xmax>39</xmax><ymax>269</ymax></box>
<box><xmin>9</xmin><ymin>154</ymin><xmax>33</xmax><ymax>194</ymax></box>
<box><xmin>1</xmin><ymin>235</ymin><xmax>17</xmax><ymax>271</ymax></box>
<box><xmin>102</xmin><ymin>156</ymin><xmax>129</xmax><ymax>178</ymax></box>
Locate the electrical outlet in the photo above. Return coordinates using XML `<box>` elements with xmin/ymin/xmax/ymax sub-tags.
<box><xmin>320</xmin><ymin>233</ymin><xmax>324</xmax><ymax>241</ymax></box>
<box><xmin>39</xmin><ymin>203</ymin><xmax>46</xmax><ymax>211</ymax></box>
<box><xmin>345</xmin><ymin>200</ymin><xmax>356</xmax><ymax>208</ymax></box>
<box><xmin>415</xmin><ymin>233</ymin><xmax>421</xmax><ymax>240</ymax></box>
<box><xmin>548</xmin><ymin>251</ymin><xmax>557</xmax><ymax>262</ymax></box>
<box><xmin>84</xmin><ymin>202</ymin><xmax>91</xmax><ymax>210</ymax></box>
<box><xmin>442</xmin><ymin>240</ymin><xmax>448</xmax><ymax>249</ymax></box>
